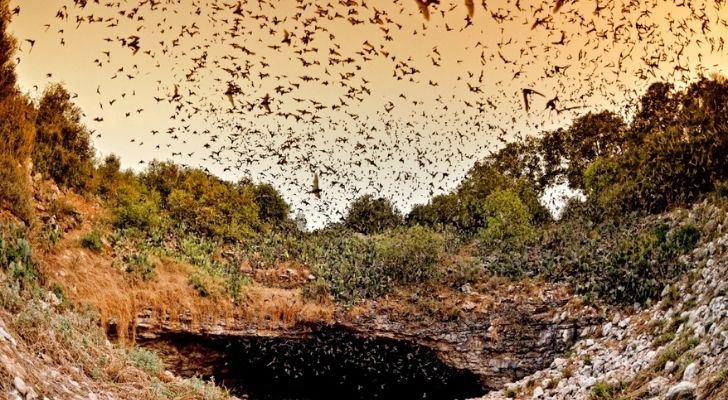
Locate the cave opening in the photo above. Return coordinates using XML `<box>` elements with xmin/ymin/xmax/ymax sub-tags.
<box><xmin>143</xmin><ymin>328</ymin><xmax>487</xmax><ymax>400</ymax></box>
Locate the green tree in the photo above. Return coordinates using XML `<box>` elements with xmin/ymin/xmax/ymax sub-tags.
<box><xmin>540</xmin><ymin>111</ymin><xmax>627</xmax><ymax>189</ymax></box>
<box><xmin>344</xmin><ymin>195</ymin><xmax>403</xmax><ymax>234</ymax></box>
<box><xmin>0</xmin><ymin>0</ymin><xmax>16</xmax><ymax>100</ymax></box>
<box><xmin>478</xmin><ymin>188</ymin><xmax>536</xmax><ymax>245</ymax></box>
<box><xmin>253</xmin><ymin>183</ymin><xmax>290</xmax><ymax>226</ymax></box>
<box><xmin>33</xmin><ymin>84</ymin><xmax>95</xmax><ymax>191</ymax></box>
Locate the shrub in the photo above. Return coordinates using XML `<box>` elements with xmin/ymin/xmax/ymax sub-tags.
<box><xmin>589</xmin><ymin>381</ymin><xmax>625</xmax><ymax>400</ymax></box>
<box><xmin>122</xmin><ymin>251</ymin><xmax>156</xmax><ymax>281</ymax></box>
<box><xmin>0</xmin><ymin>0</ymin><xmax>17</xmax><ymax>99</ymax></box>
<box><xmin>306</xmin><ymin>233</ymin><xmax>381</xmax><ymax>303</ymax></box>
<box><xmin>343</xmin><ymin>195</ymin><xmax>403</xmax><ymax>235</ymax></box>
<box><xmin>111</xmin><ymin>181</ymin><xmax>162</xmax><ymax>231</ymax></box>
<box><xmin>305</xmin><ymin>226</ymin><xmax>445</xmax><ymax>303</ymax></box>
<box><xmin>128</xmin><ymin>348</ymin><xmax>163</xmax><ymax>376</ymax></box>
<box><xmin>373</xmin><ymin>225</ymin><xmax>445</xmax><ymax>285</ymax></box>
<box><xmin>145</xmin><ymin>162</ymin><xmax>261</xmax><ymax>241</ymax></box>
<box><xmin>0</xmin><ymin>225</ymin><xmax>38</xmax><ymax>287</ymax></box>
<box><xmin>80</xmin><ymin>229</ymin><xmax>104</xmax><ymax>252</ymax></box>
<box><xmin>482</xmin><ymin>214</ymin><xmax>701</xmax><ymax>305</ymax></box>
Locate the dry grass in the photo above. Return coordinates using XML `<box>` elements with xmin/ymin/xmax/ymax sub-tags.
<box><xmin>30</xmin><ymin>192</ymin><xmax>334</xmax><ymax>340</ymax></box>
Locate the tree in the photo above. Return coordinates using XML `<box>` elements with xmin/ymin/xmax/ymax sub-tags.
<box><xmin>253</xmin><ymin>183</ymin><xmax>290</xmax><ymax>226</ymax></box>
<box><xmin>478</xmin><ymin>188</ymin><xmax>536</xmax><ymax>245</ymax></box>
<box><xmin>0</xmin><ymin>3</ymin><xmax>34</xmax><ymax>221</ymax></box>
<box><xmin>33</xmin><ymin>84</ymin><xmax>95</xmax><ymax>190</ymax></box>
<box><xmin>343</xmin><ymin>195</ymin><xmax>403</xmax><ymax>234</ymax></box>
<box><xmin>0</xmin><ymin>0</ymin><xmax>16</xmax><ymax>101</ymax></box>
<box><xmin>540</xmin><ymin>111</ymin><xmax>627</xmax><ymax>189</ymax></box>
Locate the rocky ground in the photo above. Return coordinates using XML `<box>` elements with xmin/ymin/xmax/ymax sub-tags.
<box><xmin>475</xmin><ymin>202</ymin><xmax>728</xmax><ymax>400</ymax></box>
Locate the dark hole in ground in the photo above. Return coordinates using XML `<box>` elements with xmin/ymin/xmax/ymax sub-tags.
<box><xmin>143</xmin><ymin>328</ymin><xmax>486</xmax><ymax>400</ymax></box>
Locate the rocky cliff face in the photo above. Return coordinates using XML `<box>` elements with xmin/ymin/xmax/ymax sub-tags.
<box><xmin>477</xmin><ymin>203</ymin><xmax>728</xmax><ymax>400</ymax></box>
<box><xmin>134</xmin><ymin>289</ymin><xmax>601</xmax><ymax>392</ymax></box>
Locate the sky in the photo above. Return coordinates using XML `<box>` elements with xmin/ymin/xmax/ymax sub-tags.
<box><xmin>8</xmin><ymin>0</ymin><xmax>728</xmax><ymax>228</ymax></box>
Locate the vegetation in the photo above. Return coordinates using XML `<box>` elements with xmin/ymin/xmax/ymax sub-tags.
<box><xmin>304</xmin><ymin>226</ymin><xmax>445</xmax><ymax>303</ymax></box>
<box><xmin>80</xmin><ymin>228</ymin><xmax>104</xmax><ymax>252</ymax></box>
<box><xmin>344</xmin><ymin>195</ymin><xmax>403</xmax><ymax>234</ymax></box>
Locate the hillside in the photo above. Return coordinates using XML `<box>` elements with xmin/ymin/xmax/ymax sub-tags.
<box><xmin>2</xmin><ymin>1</ymin><xmax>728</xmax><ymax>399</ymax></box>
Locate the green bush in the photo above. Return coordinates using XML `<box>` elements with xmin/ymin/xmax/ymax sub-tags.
<box><xmin>253</xmin><ymin>183</ymin><xmax>290</xmax><ymax>226</ymax></box>
<box><xmin>128</xmin><ymin>348</ymin><xmax>163</xmax><ymax>376</ymax></box>
<box><xmin>0</xmin><ymin>225</ymin><xmax>38</xmax><ymax>287</ymax></box>
<box><xmin>111</xmin><ymin>181</ymin><xmax>162</xmax><ymax>231</ymax></box>
<box><xmin>305</xmin><ymin>226</ymin><xmax>445</xmax><ymax>303</ymax></box>
<box><xmin>122</xmin><ymin>251</ymin><xmax>156</xmax><ymax>281</ymax></box>
<box><xmin>0</xmin><ymin>94</ymin><xmax>36</xmax><ymax>223</ymax></box>
<box><xmin>80</xmin><ymin>229</ymin><xmax>103</xmax><ymax>252</ymax></box>
<box><xmin>588</xmin><ymin>381</ymin><xmax>625</xmax><ymax>400</ymax></box>
<box><xmin>482</xmin><ymin>214</ymin><xmax>701</xmax><ymax>305</ymax></box>
<box><xmin>373</xmin><ymin>225</ymin><xmax>445</xmax><ymax>285</ymax></box>
<box><xmin>343</xmin><ymin>195</ymin><xmax>403</xmax><ymax>235</ymax></box>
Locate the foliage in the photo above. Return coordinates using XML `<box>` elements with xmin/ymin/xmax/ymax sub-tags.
<box><xmin>128</xmin><ymin>348</ymin><xmax>163</xmax><ymax>375</ymax></box>
<box><xmin>0</xmin><ymin>91</ymin><xmax>35</xmax><ymax>222</ymax></box>
<box><xmin>305</xmin><ymin>226</ymin><xmax>445</xmax><ymax>303</ymax></box>
<box><xmin>408</xmin><ymin>164</ymin><xmax>548</xmax><ymax>235</ymax></box>
<box><xmin>588</xmin><ymin>381</ymin><xmax>626</xmax><ymax>400</ymax></box>
<box><xmin>122</xmin><ymin>251</ymin><xmax>156</xmax><ymax>282</ymax></box>
<box><xmin>0</xmin><ymin>0</ymin><xmax>16</xmax><ymax>100</ymax></box>
<box><xmin>584</xmin><ymin>78</ymin><xmax>728</xmax><ymax>214</ymax></box>
<box><xmin>482</xmin><ymin>213</ymin><xmax>701</xmax><ymax>305</ymax></box>
<box><xmin>80</xmin><ymin>229</ymin><xmax>104</xmax><ymax>252</ymax></box>
<box><xmin>143</xmin><ymin>161</ymin><xmax>261</xmax><ymax>241</ymax></box>
<box><xmin>110</xmin><ymin>180</ymin><xmax>163</xmax><ymax>231</ymax></box>
<box><xmin>0</xmin><ymin>224</ymin><xmax>38</xmax><ymax>287</ymax></box>
<box><xmin>477</xmin><ymin>189</ymin><xmax>536</xmax><ymax>245</ymax></box>
<box><xmin>33</xmin><ymin>84</ymin><xmax>95</xmax><ymax>191</ymax></box>
<box><xmin>373</xmin><ymin>225</ymin><xmax>445</xmax><ymax>285</ymax></box>
<box><xmin>343</xmin><ymin>195</ymin><xmax>403</xmax><ymax>235</ymax></box>
<box><xmin>253</xmin><ymin>183</ymin><xmax>290</xmax><ymax>226</ymax></box>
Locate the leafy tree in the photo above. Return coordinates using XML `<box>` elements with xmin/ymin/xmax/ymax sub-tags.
<box><xmin>253</xmin><ymin>183</ymin><xmax>290</xmax><ymax>226</ymax></box>
<box><xmin>407</xmin><ymin>193</ymin><xmax>461</xmax><ymax>228</ymax></box>
<box><xmin>343</xmin><ymin>195</ymin><xmax>403</xmax><ymax>234</ymax></box>
<box><xmin>478</xmin><ymin>188</ymin><xmax>536</xmax><ymax>245</ymax></box>
<box><xmin>0</xmin><ymin>0</ymin><xmax>16</xmax><ymax>100</ymax></box>
<box><xmin>33</xmin><ymin>84</ymin><xmax>95</xmax><ymax>191</ymax></box>
<box><xmin>0</xmin><ymin>4</ymin><xmax>34</xmax><ymax>221</ymax></box>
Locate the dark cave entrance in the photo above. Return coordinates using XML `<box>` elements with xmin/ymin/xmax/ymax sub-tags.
<box><xmin>143</xmin><ymin>328</ymin><xmax>486</xmax><ymax>400</ymax></box>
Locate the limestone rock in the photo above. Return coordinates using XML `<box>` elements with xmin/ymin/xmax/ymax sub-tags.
<box><xmin>682</xmin><ymin>362</ymin><xmax>698</xmax><ymax>382</ymax></box>
<box><xmin>665</xmin><ymin>381</ymin><xmax>696</xmax><ymax>400</ymax></box>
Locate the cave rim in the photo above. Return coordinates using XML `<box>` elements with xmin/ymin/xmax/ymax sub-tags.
<box><xmin>139</xmin><ymin>326</ymin><xmax>488</xmax><ymax>400</ymax></box>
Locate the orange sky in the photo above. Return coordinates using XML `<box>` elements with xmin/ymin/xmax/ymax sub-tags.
<box><xmin>9</xmin><ymin>0</ymin><xmax>728</xmax><ymax>227</ymax></box>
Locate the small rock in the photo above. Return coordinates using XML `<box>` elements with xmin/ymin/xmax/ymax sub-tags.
<box><xmin>531</xmin><ymin>386</ymin><xmax>544</xmax><ymax>398</ymax></box>
<box><xmin>461</xmin><ymin>301</ymin><xmax>476</xmax><ymax>311</ymax></box>
<box><xmin>13</xmin><ymin>377</ymin><xmax>28</xmax><ymax>395</ymax></box>
<box><xmin>602</xmin><ymin>322</ymin><xmax>612</xmax><ymax>337</ymax></box>
<box><xmin>647</xmin><ymin>376</ymin><xmax>669</xmax><ymax>396</ymax></box>
<box><xmin>45</xmin><ymin>291</ymin><xmax>61</xmax><ymax>306</ymax></box>
<box><xmin>682</xmin><ymin>362</ymin><xmax>698</xmax><ymax>382</ymax></box>
<box><xmin>664</xmin><ymin>360</ymin><xmax>676</xmax><ymax>372</ymax></box>
<box><xmin>665</xmin><ymin>381</ymin><xmax>696</xmax><ymax>400</ymax></box>
<box><xmin>579</xmin><ymin>376</ymin><xmax>597</xmax><ymax>389</ymax></box>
